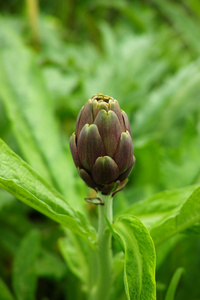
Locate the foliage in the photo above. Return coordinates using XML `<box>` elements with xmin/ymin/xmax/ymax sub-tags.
<box><xmin>0</xmin><ymin>0</ymin><xmax>200</xmax><ymax>299</ymax></box>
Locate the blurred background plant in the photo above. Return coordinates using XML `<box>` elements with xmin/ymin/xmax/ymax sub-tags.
<box><xmin>0</xmin><ymin>0</ymin><xmax>200</xmax><ymax>299</ymax></box>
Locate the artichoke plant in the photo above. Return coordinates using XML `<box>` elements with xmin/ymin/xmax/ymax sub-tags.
<box><xmin>70</xmin><ymin>94</ymin><xmax>135</xmax><ymax>196</ymax></box>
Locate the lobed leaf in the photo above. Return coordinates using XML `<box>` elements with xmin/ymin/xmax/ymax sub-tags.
<box><xmin>112</xmin><ymin>216</ymin><xmax>156</xmax><ymax>300</ymax></box>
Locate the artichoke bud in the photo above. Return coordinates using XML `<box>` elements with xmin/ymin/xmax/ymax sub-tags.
<box><xmin>70</xmin><ymin>94</ymin><xmax>135</xmax><ymax>196</ymax></box>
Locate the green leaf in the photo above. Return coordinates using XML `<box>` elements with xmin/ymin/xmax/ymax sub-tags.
<box><xmin>0</xmin><ymin>278</ymin><xmax>15</xmax><ymax>300</ymax></box>
<box><xmin>156</xmin><ymin>236</ymin><xmax>183</xmax><ymax>270</ymax></box>
<box><xmin>165</xmin><ymin>267</ymin><xmax>185</xmax><ymax>300</ymax></box>
<box><xmin>0</xmin><ymin>227</ymin><xmax>21</xmax><ymax>256</ymax></box>
<box><xmin>110</xmin><ymin>252</ymin><xmax>126</xmax><ymax>300</ymax></box>
<box><xmin>151</xmin><ymin>0</ymin><xmax>200</xmax><ymax>55</ymax></box>
<box><xmin>0</xmin><ymin>19</ymin><xmax>82</xmax><ymax>210</ymax></box>
<box><xmin>183</xmin><ymin>222</ymin><xmax>200</xmax><ymax>236</ymax></box>
<box><xmin>0</xmin><ymin>139</ymin><xmax>96</xmax><ymax>244</ymax></box>
<box><xmin>58</xmin><ymin>230</ymin><xmax>88</xmax><ymax>286</ymax></box>
<box><xmin>134</xmin><ymin>59</ymin><xmax>200</xmax><ymax>136</ymax></box>
<box><xmin>13</xmin><ymin>230</ymin><xmax>40</xmax><ymax>300</ymax></box>
<box><xmin>36</xmin><ymin>248</ymin><xmax>66</xmax><ymax>280</ymax></box>
<box><xmin>151</xmin><ymin>186</ymin><xmax>200</xmax><ymax>246</ymax></box>
<box><xmin>0</xmin><ymin>189</ymin><xmax>15</xmax><ymax>210</ymax></box>
<box><xmin>42</xmin><ymin>67</ymin><xmax>79</xmax><ymax>99</ymax></box>
<box><xmin>122</xmin><ymin>184</ymin><xmax>198</xmax><ymax>230</ymax></box>
<box><xmin>160</xmin><ymin>117</ymin><xmax>200</xmax><ymax>189</ymax></box>
<box><xmin>112</xmin><ymin>216</ymin><xmax>156</xmax><ymax>300</ymax></box>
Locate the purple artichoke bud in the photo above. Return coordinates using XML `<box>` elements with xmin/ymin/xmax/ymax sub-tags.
<box><xmin>70</xmin><ymin>94</ymin><xmax>135</xmax><ymax>196</ymax></box>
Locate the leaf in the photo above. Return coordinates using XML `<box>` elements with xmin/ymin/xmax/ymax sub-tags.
<box><xmin>0</xmin><ymin>278</ymin><xmax>15</xmax><ymax>300</ymax></box>
<box><xmin>0</xmin><ymin>19</ymin><xmax>82</xmax><ymax>210</ymax></box>
<box><xmin>36</xmin><ymin>249</ymin><xmax>66</xmax><ymax>280</ymax></box>
<box><xmin>0</xmin><ymin>227</ymin><xmax>21</xmax><ymax>256</ymax></box>
<box><xmin>156</xmin><ymin>236</ymin><xmax>183</xmax><ymax>270</ymax></box>
<box><xmin>151</xmin><ymin>0</ymin><xmax>200</xmax><ymax>55</ymax></box>
<box><xmin>151</xmin><ymin>186</ymin><xmax>200</xmax><ymax>246</ymax></box>
<box><xmin>58</xmin><ymin>230</ymin><xmax>88</xmax><ymax>286</ymax></box>
<box><xmin>110</xmin><ymin>252</ymin><xmax>126</xmax><ymax>300</ymax></box>
<box><xmin>0</xmin><ymin>139</ymin><xmax>96</xmax><ymax>244</ymax></box>
<box><xmin>121</xmin><ymin>184</ymin><xmax>198</xmax><ymax>230</ymax></box>
<box><xmin>112</xmin><ymin>216</ymin><xmax>156</xmax><ymax>300</ymax></box>
<box><xmin>42</xmin><ymin>67</ymin><xmax>79</xmax><ymax>99</ymax></box>
<box><xmin>0</xmin><ymin>189</ymin><xmax>15</xmax><ymax>210</ymax></box>
<box><xmin>183</xmin><ymin>222</ymin><xmax>200</xmax><ymax>236</ymax></box>
<box><xmin>165</xmin><ymin>267</ymin><xmax>185</xmax><ymax>300</ymax></box>
<box><xmin>13</xmin><ymin>230</ymin><xmax>40</xmax><ymax>300</ymax></box>
<box><xmin>160</xmin><ymin>117</ymin><xmax>200</xmax><ymax>189</ymax></box>
<box><xmin>134</xmin><ymin>59</ymin><xmax>200</xmax><ymax>136</ymax></box>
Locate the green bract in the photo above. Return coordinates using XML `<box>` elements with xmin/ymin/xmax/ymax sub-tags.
<box><xmin>70</xmin><ymin>94</ymin><xmax>135</xmax><ymax>195</ymax></box>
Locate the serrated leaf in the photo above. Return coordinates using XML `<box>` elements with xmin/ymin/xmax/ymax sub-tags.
<box><xmin>13</xmin><ymin>230</ymin><xmax>40</xmax><ymax>300</ymax></box>
<box><xmin>165</xmin><ymin>267</ymin><xmax>185</xmax><ymax>300</ymax></box>
<box><xmin>112</xmin><ymin>216</ymin><xmax>156</xmax><ymax>300</ymax></box>
<box><xmin>151</xmin><ymin>186</ymin><xmax>200</xmax><ymax>246</ymax></box>
<box><xmin>0</xmin><ymin>278</ymin><xmax>15</xmax><ymax>300</ymax></box>
<box><xmin>0</xmin><ymin>139</ymin><xmax>96</xmax><ymax>245</ymax></box>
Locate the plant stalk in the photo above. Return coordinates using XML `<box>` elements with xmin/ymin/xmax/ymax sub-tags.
<box><xmin>95</xmin><ymin>193</ymin><xmax>113</xmax><ymax>300</ymax></box>
<box><xmin>25</xmin><ymin>0</ymin><xmax>41</xmax><ymax>47</ymax></box>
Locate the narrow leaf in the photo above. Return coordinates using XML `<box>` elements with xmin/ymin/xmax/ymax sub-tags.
<box><xmin>13</xmin><ymin>230</ymin><xmax>40</xmax><ymax>300</ymax></box>
<box><xmin>165</xmin><ymin>268</ymin><xmax>185</xmax><ymax>300</ymax></box>
<box><xmin>112</xmin><ymin>216</ymin><xmax>156</xmax><ymax>300</ymax></box>
<box><xmin>0</xmin><ymin>139</ymin><xmax>96</xmax><ymax>244</ymax></box>
<box><xmin>151</xmin><ymin>186</ymin><xmax>200</xmax><ymax>246</ymax></box>
<box><xmin>0</xmin><ymin>278</ymin><xmax>15</xmax><ymax>300</ymax></box>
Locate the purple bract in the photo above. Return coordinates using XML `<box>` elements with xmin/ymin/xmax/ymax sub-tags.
<box><xmin>70</xmin><ymin>94</ymin><xmax>135</xmax><ymax>195</ymax></box>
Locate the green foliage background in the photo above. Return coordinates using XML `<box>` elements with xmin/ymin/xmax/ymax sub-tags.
<box><xmin>0</xmin><ymin>0</ymin><xmax>200</xmax><ymax>299</ymax></box>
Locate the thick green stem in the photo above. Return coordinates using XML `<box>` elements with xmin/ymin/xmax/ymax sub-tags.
<box><xmin>95</xmin><ymin>193</ymin><xmax>113</xmax><ymax>300</ymax></box>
